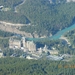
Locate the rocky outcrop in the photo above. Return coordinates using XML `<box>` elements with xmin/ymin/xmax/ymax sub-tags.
<box><xmin>49</xmin><ymin>0</ymin><xmax>75</xmax><ymax>4</ymax></box>
<box><xmin>67</xmin><ymin>0</ymin><xmax>75</xmax><ymax>2</ymax></box>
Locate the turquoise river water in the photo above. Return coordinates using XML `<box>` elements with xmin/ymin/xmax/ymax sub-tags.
<box><xmin>27</xmin><ymin>24</ymin><xmax>75</xmax><ymax>41</ymax></box>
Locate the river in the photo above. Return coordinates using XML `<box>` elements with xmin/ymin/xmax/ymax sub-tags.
<box><xmin>14</xmin><ymin>0</ymin><xmax>75</xmax><ymax>41</ymax></box>
<box><xmin>27</xmin><ymin>23</ymin><xmax>75</xmax><ymax>41</ymax></box>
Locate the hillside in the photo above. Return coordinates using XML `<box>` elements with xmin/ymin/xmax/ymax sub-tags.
<box><xmin>0</xmin><ymin>0</ymin><xmax>30</xmax><ymax>24</ymax></box>
<box><xmin>0</xmin><ymin>0</ymin><xmax>75</xmax><ymax>37</ymax></box>
<box><xmin>0</xmin><ymin>1</ymin><xmax>75</xmax><ymax>75</ymax></box>
<box><xmin>16</xmin><ymin>0</ymin><xmax>75</xmax><ymax>36</ymax></box>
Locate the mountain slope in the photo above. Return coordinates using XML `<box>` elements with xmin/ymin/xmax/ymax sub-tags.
<box><xmin>0</xmin><ymin>0</ymin><xmax>30</xmax><ymax>24</ymax></box>
<box><xmin>17</xmin><ymin>0</ymin><xmax>75</xmax><ymax>36</ymax></box>
<box><xmin>0</xmin><ymin>0</ymin><xmax>75</xmax><ymax>37</ymax></box>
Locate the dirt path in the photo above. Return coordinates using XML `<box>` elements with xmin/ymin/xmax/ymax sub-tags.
<box><xmin>0</xmin><ymin>21</ymin><xmax>33</xmax><ymax>37</ymax></box>
<box><xmin>0</xmin><ymin>21</ymin><xmax>25</xmax><ymax>26</ymax></box>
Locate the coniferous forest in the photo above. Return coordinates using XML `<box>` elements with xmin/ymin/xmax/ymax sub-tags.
<box><xmin>0</xmin><ymin>57</ymin><xmax>75</xmax><ymax>75</ymax></box>
<box><xmin>0</xmin><ymin>0</ymin><xmax>75</xmax><ymax>35</ymax></box>
<box><xmin>0</xmin><ymin>0</ymin><xmax>75</xmax><ymax>75</ymax></box>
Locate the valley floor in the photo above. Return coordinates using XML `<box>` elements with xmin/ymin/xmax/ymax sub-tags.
<box><xmin>0</xmin><ymin>21</ymin><xmax>32</xmax><ymax>37</ymax></box>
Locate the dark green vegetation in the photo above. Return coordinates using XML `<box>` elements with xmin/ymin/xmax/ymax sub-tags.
<box><xmin>18</xmin><ymin>0</ymin><xmax>75</xmax><ymax>35</ymax></box>
<box><xmin>0</xmin><ymin>11</ymin><xmax>30</xmax><ymax>24</ymax></box>
<box><xmin>0</xmin><ymin>30</ymin><xmax>14</xmax><ymax>49</ymax></box>
<box><xmin>35</xmin><ymin>39</ymin><xmax>75</xmax><ymax>54</ymax></box>
<box><xmin>3</xmin><ymin>49</ymin><xmax>24</xmax><ymax>57</ymax></box>
<box><xmin>64</xmin><ymin>29</ymin><xmax>75</xmax><ymax>49</ymax></box>
<box><xmin>0</xmin><ymin>0</ymin><xmax>22</xmax><ymax>9</ymax></box>
<box><xmin>0</xmin><ymin>30</ymin><xmax>13</xmax><ymax>48</ymax></box>
<box><xmin>0</xmin><ymin>30</ymin><xmax>14</xmax><ymax>37</ymax></box>
<box><xmin>0</xmin><ymin>0</ymin><xmax>75</xmax><ymax>74</ymax></box>
<box><xmin>0</xmin><ymin>0</ymin><xmax>75</xmax><ymax>36</ymax></box>
<box><xmin>0</xmin><ymin>38</ymin><xmax>9</xmax><ymax>48</ymax></box>
<box><xmin>0</xmin><ymin>0</ymin><xmax>30</xmax><ymax>24</ymax></box>
<box><xmin>0</xmin><ymin>57</ymin><xmax>75</xmax><ymax>75</ymax></box>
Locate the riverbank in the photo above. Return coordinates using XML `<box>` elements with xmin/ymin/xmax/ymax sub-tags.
<box><xmin>0</xmin><ymin>21</ymin><xmax>32</xmax><ymax>37</ymax></box>
<box><xmin>60</xmin><ymin>36</ymin><xmax>70</xmax><ymax>45</ymax></box>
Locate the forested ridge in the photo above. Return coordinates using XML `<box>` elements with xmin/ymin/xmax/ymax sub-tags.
<box><xmin>18</xmin><ymin>0</ymin><xmax>75</xmax><ymax>35</ymax></box>
<box><xmin>0</xmin><ymin>0</ymin><xmax>30</xmax><ymax>24</ymax></box>
<box><xmin>0</xmin><ymin>0</ymin><xmax>75</xmax><ymax>36</ymax></box>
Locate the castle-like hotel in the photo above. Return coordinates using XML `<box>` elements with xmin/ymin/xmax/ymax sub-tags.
<box><xmin>9</xmin><ymin>36</ymin><xmax>59</xmax><ymax>56</ymax></box>
<box><xmin>9</xmin><ymin>37</ymin><xmax>36</xmax><ymax>52</ymax></box>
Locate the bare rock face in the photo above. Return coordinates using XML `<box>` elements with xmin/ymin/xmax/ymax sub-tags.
<box><xmin>49</xmin><ymin>0</ymin><xmax>75</xmax><ymax>4</ymax></box>
<box><xmin>67</xmin><ymin>0</ymin><xmax>75</xmax><ymax>2</ymax></box>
